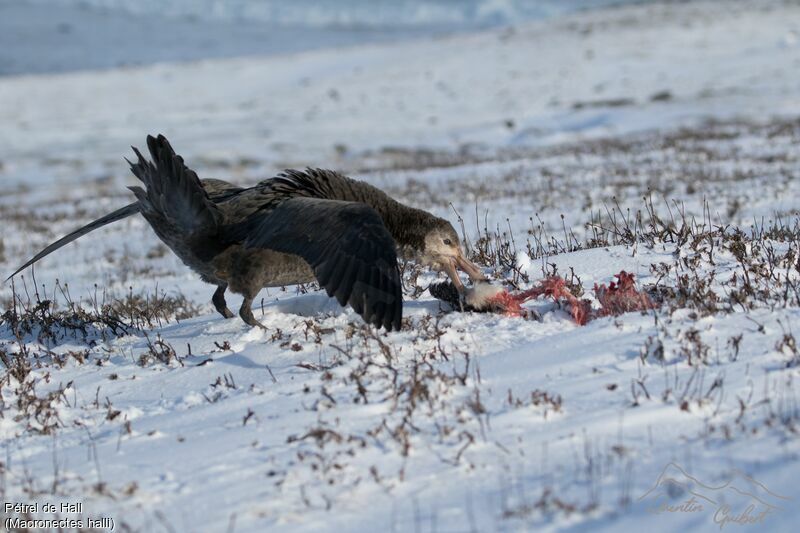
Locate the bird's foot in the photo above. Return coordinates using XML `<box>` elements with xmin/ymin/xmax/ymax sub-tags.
<box><xmin>212</xmin><ymin>285</ymin><xmax>236</xmax><ymax>319</ymax></box>
<box><xmin>217</xmin><ymin>306</ymin><xmax>235</xmax><ymax>319</ymax></box>
<box><xmin>239</xmin><ymin>305</ymin><xmax>268</xmax><ymax>330</ymax></box>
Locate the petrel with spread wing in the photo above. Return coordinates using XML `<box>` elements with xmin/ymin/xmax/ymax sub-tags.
<box><xmin>8</xmin><ymin>135</ymin><xmax>485</xmax><ymax>330</ymax></box>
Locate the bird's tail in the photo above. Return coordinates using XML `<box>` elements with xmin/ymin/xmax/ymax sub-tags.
<box><xmin>6</xmin><ymin>202</ymin><xmax>140</xmax><ymax>281</ymax></box>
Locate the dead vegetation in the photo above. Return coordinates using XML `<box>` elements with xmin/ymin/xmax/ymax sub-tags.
<box><xmin>138</xmin><ymin>334</ymin><xmax>182</xmax><ymax>367</ymax></box>
<box><xmin>0</xmin><ymin>279</ymin><xmax>199</xmax><ymax>439</ymax></box>
<box><xmin>1</xmin><ymin>277</ymin><xmax>200</xmax><ymax>347</ymax></box>
<box><xmin>107</xmin><ymin>286</ymin><xmax>201</xmax><ymax>329</ymax></box>
<box><xmin>280</xmin><ymin>317</ymin><xmax>492</xmax><ymax>506</ymax></box>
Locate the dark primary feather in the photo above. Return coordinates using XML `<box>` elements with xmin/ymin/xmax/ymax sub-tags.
<box><xmin>230</xmin><ymin>197</ymin><xmax>403</xmax><ymax>330</ymax></box>
<box><xmin>5</xmin><ymin>202</ymin><xmax>140</xmax><ymax>281</ymax></box>
<box><xmin>6</xmin><ymin>179</ymin><xmax>241</xmax><ymax>283</ymax></box>
<box><xmin>127</xmin><ymin>134</ymin><xmax>222</xmax><ymax>236</ymax></box>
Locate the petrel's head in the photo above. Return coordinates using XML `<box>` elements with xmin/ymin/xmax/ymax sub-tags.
<box><xmin>418</xmin><ymin>219</ymin><xmax>485</xmax><ymax>291</ymax></box>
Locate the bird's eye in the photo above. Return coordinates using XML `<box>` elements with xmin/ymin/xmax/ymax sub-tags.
<box><xmin>443</xmin><ymin>238</ymin><xmax>452</xmax><ymax>246</ymax></box>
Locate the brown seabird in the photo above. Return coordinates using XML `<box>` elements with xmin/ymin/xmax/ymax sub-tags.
<box><xmin>8</xmin><ymin>135</ymin><xmax>485</xmax><ymax>330</ymax></box>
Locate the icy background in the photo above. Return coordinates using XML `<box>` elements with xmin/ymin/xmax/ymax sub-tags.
<box><xmin>0</xmin><ymin>0</ymin><xmax>638</xmax><ymax>75</ymax></box>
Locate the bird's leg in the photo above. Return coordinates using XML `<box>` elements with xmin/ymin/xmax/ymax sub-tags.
<box><xmin>238</xmin><ymin>295</ymin><xmax>267</xmax><ymax>330</ymax></box>
<box><xmin>212</xmin><ymin>284</ymin><xmax>235</xmax><ymax>319</ymax></box>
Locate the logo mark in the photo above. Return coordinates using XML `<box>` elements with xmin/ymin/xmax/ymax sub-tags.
<box><xmin>638</xmin><ymin>462</ymin><xmax>789</xmax><ymax>528</ymax></box>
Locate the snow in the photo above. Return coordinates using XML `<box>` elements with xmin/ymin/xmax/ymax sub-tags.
<box><xmin>1</xmin><ymin>0</ymin><xmax>800</xmax><ymax>531</ymax></box>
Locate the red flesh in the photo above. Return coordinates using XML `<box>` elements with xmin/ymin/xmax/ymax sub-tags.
<box><xmin>485</xmin><ymin>271</ymin><xmax>652</xmax><ymax>325</ymax></box>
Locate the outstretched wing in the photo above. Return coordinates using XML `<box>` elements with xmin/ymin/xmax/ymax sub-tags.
<box><xmin>6</xmin><ymin>202</ymin><xmax>140</xmax><ymax>281</ymax></box>
<box><xmin>7</xmin><ymin>136</ymin><xmax>242</xmax><ymax>283</ymax></box>
<box><xmin>231</xmin><ymin>197</ymin><xmax>402</xmax><ymax>331</ymax></box>
<box><xmin>126</xmin><ymin>134</ymin><xmax>221</xmax><ymax>236</ymax></box>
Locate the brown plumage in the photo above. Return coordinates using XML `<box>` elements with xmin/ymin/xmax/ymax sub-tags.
<box><xmin>8</xmin><ymin>135</ymin><xmax>485</xmax><ymax>330</ymax></box>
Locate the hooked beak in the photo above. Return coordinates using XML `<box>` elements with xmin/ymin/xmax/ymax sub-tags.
<box><xmin>442</xmin><ymin>251</ymin><xmax>486</xmax><ymax>292</ymax></box>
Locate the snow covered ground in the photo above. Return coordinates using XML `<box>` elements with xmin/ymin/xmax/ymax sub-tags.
<box><xmin>1</xmin><ymin>0</ymin><xmax>800</xmax><ymax>531</ymax></box>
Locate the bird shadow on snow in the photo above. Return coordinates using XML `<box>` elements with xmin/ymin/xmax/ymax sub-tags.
<box><xmin>267</xmin><ymin>292</ymin><xmax>446</xmax><ymax>319</ymax></box>
<box><xmin>269</xmin><ymin>293</ymin><xmax>346</xmax><ymax>317</ymax></box>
